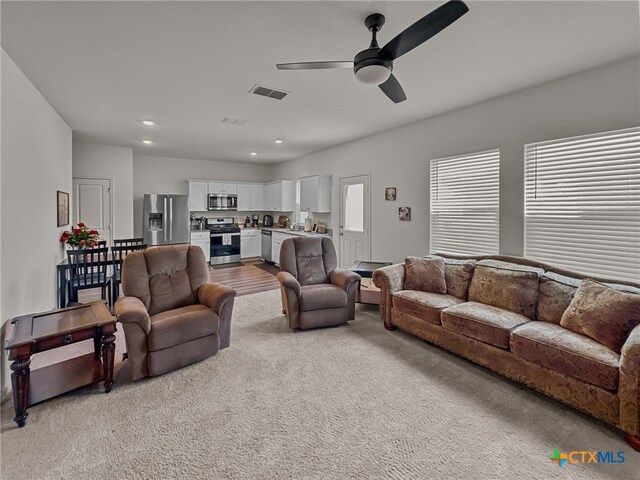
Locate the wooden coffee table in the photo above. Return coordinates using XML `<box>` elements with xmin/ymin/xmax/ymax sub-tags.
<box><xmin>350</xmin><ymin>260</ymin><xmax>392</xmax><ymax>305</ymax></box>
<box><xmin>4</xmin><ymin>301</ymin><xmax>116</xmax><ymax>427</ymax></box>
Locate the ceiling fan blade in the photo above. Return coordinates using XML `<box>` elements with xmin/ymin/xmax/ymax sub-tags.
<box><xmin>379</xmin><ymin>0</ymin><xmax>469</xmax><ymax>61</ymax></box>
<box><xmin>276</xmin><ymin>61</ymin><xmax>353</xmax><ymax>70</ymax></box>
<box><xmin>379</xmin><ymin>74</ymin><xmax>407</xmax><ymax>103</ymax></box>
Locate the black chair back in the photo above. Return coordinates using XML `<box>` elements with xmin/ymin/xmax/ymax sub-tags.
<box><xmin>112</xmin><ymin>244</ymin><xmax>147</xmax><ymax>273</ymax></box>
<box><xmin>66</xmin><ymin>247</ymin><xmax>110</xmax><ymax>304</ymax></box>
<box><xmin>111</xmin><ymin>244</ymin><xmax>147</xmax><ymax>304</ymax></box>
<box><xmin>113</xmin><ymin>238</ymin><xmax>144</xmax><ymax>247</ymax></box>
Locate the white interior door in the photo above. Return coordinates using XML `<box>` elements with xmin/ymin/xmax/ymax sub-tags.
<box><xmin>339</xmin><ymin>174</ymin><xmax>370</xmax><ymax>268</ymax></box>
<box><xmin>72</xmin><ymin>177</ymin><xmax>112</xmax><ymax>245</ymax></box>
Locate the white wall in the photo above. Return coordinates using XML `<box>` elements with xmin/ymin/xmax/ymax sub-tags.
<box><xmin>273</xmin><ymin>55</ymin><xmax>640</xmax><ymax>264</ymax></box>
<box><xmin>73</xmin><ymin>143</ymin><xmax>134</xmax><ymax>241</ymax></box>
<box><xmin>132</xmin><ymin>155</ymin><xmax>274</xmax><ymax>236</ymax></box>
<box><xmin>1</xmin><ymin>50</ymin><xmax>73</xmax><ymax>398</ymax></box>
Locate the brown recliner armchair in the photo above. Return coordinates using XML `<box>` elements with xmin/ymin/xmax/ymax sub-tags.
<box><xmin>276</xmin><ymin>237</ymin><xmax>361</xmax><ymax>330</ymax></box>
<box><xmin>114</xmin><ymin>244</ymin><xmax>236</xmax><ymax>380</ymax></box>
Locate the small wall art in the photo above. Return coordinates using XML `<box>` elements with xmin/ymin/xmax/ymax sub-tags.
<box><xmin>385</xmin><ymin>187</ymin><xmax>396</xmax><ymax>201</ymax></box>
<box><xmin>57</xmin><ymin>190</ymin><xmax>69</xmax><ymax>227</ymax></box>
<box><xmin>398</xmin><ymin>207</ymin><xmax>411</xmax><ymax>222</ymax></box>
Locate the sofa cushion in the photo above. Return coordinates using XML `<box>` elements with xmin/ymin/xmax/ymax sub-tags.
<box><xmin>560</xmin><ymin>279</ymin><xmax>640</xmax><ymax>353</ymax></box>
<box><xmin>425</xmin><ymin>256</ymin><xmax>476</xmax><ymax>299</ymax></box>
<box><xmin>300</xmin><ymin>284</ymin><xmax>347</xmax><ymax>311</ymax></box>
<box><xmin>404</xmin><ymin>257</ymin><xmax>447</xmax><ymax>294</ymax></box>
<box><xmin>149</xmin><ymin>304</ymin><xmax>219</xmax><ymax>351</ymax></box>
<box><xmin>511</xmin><ymin>322</ymin><xmax>620</xmax><ymax>391</ymax></box>
<box><xmin>468</xmin><ymin>260</ymin><xmax>543</xmax><ymax>319</ymax></box>
<box><xmin>537</xmin><ymin>272</ymin><xmax>580</xmax><ymax>324</ymax></box>
<box><xmin>441</xmin><ymin>301</ymin><xmax>530</xmax><ymax>349</ymax></box>
<box><xmin>393</xmin><ymin>290</ymin><xmax>465</xmax><ymax>325</ymax></box>
<box><xmin>537</xmin><ymin>272</ymin><xmax>640</xmax><ymax>325</ymax></box>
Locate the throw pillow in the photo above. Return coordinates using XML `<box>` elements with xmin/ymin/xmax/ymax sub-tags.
<box><xmin>560</xmin><ymin>279</ymin><xmax>640</xmax><ymax>353</ymax></box>
<box><xmin>404</xmin><ymin>257</ymin><xmax>447</xmax><ymax>294</ymax></box>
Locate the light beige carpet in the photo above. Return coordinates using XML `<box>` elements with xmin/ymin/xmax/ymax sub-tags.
<box><xmin>1</xmin><ymin>290</ymin><xmax>639</xmax><ymax>479</ymax></box>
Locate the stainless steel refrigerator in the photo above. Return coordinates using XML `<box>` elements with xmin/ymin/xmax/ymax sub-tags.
<box><xmin>143</xmin><ymin>194</ymin><xmax>190</xmax><ymax>245</ymax></box>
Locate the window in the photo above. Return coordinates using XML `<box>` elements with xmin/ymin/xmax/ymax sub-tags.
<box><xmin>430</xmin><ymin>149</ymin><xmax>500</xmax><ymax>255</ymax></box>
<box><xmin>294</xmin><ymin>180</ymin><xmax>309</xmax><ymax>226</ymax></box>
<box><xmin>524</xmin><ymin>127</ymin><xmax>640</xmax><ymax>282</ymax></box>
<box><xmin>344</xmin><ymin>183</ymin><xmax>364</xmax><ymax>232</ymax></box>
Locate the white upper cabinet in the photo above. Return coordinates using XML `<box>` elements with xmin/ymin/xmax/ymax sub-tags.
<box><xmin>300</xmin><ymin>175</ymin><xmax>331</xmax><ymax>213</ymax></box>
<box><xmin>187</xmin><ymin>180</ymin><xmax>209</xmax><ymax>211</ymax></box>
<box><xmin>237</xmin><ymin>184</ymin><xmax>251</xmax><ymax>210</ymax></box>
<box><xmin>264</xmin><ymin>183</ymin><xmax>276</xmax><ymax>211</ymax></box>
<box><xmin>188</xmin><ymin>179</ymin><xmax>289</xmax><ymax>212</ymax></box>
<box><xmin>238</xmin><ymin>183</ymin><xmax>264</xmax><ymax>211</ymax></box>
<box><xmin>208</xmin><ymin>182</ymin><xmax>238</xmax><ymax>194</ymax></box>
<box><xmin>264</xmin><ymin>181</ymin><xmax>293</xmax><ymax>211</ymax></box>
<box><xmin>250</xmin><ymin>183</ymin><xmax>265</xmax><ymax>210</ymax></box>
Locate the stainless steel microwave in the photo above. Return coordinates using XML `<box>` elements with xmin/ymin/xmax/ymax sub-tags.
<box><xmin>208</xmin><ymin>194</ymin><xmax>238</xmax><ymax>211</ymax></box>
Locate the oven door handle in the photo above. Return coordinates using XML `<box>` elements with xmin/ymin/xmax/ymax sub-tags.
<box><xmin>210</xmin><ymin>233</ymin><xmax>240</xmax><ymax>238</ymax></box>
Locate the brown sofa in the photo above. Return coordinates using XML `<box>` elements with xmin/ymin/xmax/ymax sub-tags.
<box><xmin>277</xmin><ymin>237</ymin><xmax>361</xmax><ymax>330</ymax></box>
<box><xmin>115</xmin><ymin>244</ymin><xmax>236</xmax><ymax>380</ymax></box>
<box><xmin>373</xmin><ymin>254</ymin><xmax>640</xmax><ymax>450</ymax></box>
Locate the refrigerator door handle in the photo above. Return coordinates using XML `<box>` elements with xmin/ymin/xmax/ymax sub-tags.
<box><xmin>163</xmin><ymin>197</ymin><xmax>168</xmax><ymax>242</ymax></box>
<box><xmin>169</xmin><ymin>198</ymin><xmax>173</xmax><ymax>241</ymax></box>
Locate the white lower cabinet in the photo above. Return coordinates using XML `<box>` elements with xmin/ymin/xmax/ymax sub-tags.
<box><xmin>241</xmin><ymin>229</ymin><xmax>261</xmax><ymax>258</ymax></box>
<box><xmin>190</xmin><ymin>231</ymin><xmax>210</xmax><ymax>262</ymax></box>
<box><xmin>271</xmin><ymin>232</ymin><xmax>291</xmax><ymax>266</ymax></box>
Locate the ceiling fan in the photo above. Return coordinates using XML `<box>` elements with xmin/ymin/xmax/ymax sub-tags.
<box><xmin>276</xmin><ymin>0</ymin><xmax>469</xmax><ymax>104</ymax></box>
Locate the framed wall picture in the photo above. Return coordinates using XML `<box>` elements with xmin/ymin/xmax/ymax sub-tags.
<box><xmin>57</xmin><ymin>190</ymin><xmax>69</xmax><ymax>227</ymax></box>
<box><xmin>385</xmin><ymin>187</ymin><xmax>397</xmax><ymax>201</ymax></box>
<box><xmin>398</xmin><ymin>207</ymin><xmax>411</xmax><ymax>222</ymax></box>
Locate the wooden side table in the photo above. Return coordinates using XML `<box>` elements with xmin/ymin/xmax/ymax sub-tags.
<box><xmin>350</xmin><ymin>260</ymin><xmax>392</xmax><ymax>305</ymax></box>
<box><xmin>4</xmin><ymin>301</ymin><xmax>116</xmax><ymax>428</ymax></box>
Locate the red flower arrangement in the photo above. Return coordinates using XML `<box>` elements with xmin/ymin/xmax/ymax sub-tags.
<box><xmin>59</xmin><ymin>222</ymin><xmax>100</xmax><ymax>248</ymax></box>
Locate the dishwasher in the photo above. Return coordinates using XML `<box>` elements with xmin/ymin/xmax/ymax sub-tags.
<box><xmin>261</xmin><ymin>229</ymin><xmax>272</xmax><ymax>263</ymax></box>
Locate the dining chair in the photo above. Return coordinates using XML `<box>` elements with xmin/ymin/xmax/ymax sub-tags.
<box><xmin>111</xmin><ymin>243</ymin><xmax>147</xmax><ymax>304</ymax></box>
<box><xmin>113</xmin><ymin>238</ymin><xmax>144</xmax><ymax>247</ymax></box>
<box><xmin>66</xmin><ymin>247</ymin><xmax>111</xmax><ymax>306</ymax></box>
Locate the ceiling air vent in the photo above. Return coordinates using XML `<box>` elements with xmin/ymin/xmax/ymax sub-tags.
<box><xmin>220</xmin><ymin>117</ymin><xmax>246</xmax><ymax>126</ymax></box>
<box><xmin>249</xmin><ymin>84</ymin><xmax>290</xmax><ymax>100</ymax></box>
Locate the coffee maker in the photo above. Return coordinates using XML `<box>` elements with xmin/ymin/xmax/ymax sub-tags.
<box><xmin>252</xmin><ymin>214</ymin><xmax>260</xmax><ymax>227</ymax></box>
<box><xmin>263</xmin><ymin>214</ymin><xmax>273</xmax><ymax>227</ymax></box>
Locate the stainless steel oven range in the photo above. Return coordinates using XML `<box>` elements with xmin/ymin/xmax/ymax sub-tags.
<box><xmin>207</xmin><ymin>217</ymin><xmax>241</xmax><ymax>265</ymax></box>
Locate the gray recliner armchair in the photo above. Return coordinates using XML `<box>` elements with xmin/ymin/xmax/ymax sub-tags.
<box><xmin>115</xmin><ymin>245</ymin><xmax>236</xmax><ymax>380</ymax></box>
<box><xmin>276</xmin><ymin>237</ymin><xmax>361</xmax><ymax>330</ymax></box>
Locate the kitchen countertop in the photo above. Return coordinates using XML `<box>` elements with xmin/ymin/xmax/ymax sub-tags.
<box><xmin>193</xmin><ymin>227</ymin><xmax>331</xmax><ymax>237</ymax></box>
<box><xmin>258</xmin><ymin>227</ymin><xmax>331</xmax><ymax>237</ymax></box>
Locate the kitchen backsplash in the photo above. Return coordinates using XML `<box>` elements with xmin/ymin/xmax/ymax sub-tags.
<box><xmin>190</xmin><ymin>211</ymin><xmax>291</xmax><ymax>224</ymax></box>
<box><xmin>191</xmin><ymin>210</ymin><xmax>330</xmax><ymax>230</ymax></box>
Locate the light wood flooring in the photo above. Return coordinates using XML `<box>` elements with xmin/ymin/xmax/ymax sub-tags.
<box><xmin>208</xmin><ymin>259</ymin><xmax>280</xmax><ymax>296</ymax></box>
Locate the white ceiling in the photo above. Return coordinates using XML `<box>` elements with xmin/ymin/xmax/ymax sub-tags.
<box><xmin>2</xmin><ymin>1</ymin><xmax>639</xmax><ymax>164</ymax></box>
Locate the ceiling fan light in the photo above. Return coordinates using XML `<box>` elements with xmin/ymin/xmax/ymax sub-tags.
<box><xmin>354</xmin><ymin>64</ymin><xmax>391</xmax><ymax>85</ymax></box>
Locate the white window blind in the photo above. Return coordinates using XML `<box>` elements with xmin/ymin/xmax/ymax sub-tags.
<box><xmin>430</xmin><ymin>149</ymin><xmax>500</xmax><ymax>255</ymax></box>
<box><xmin>524</xmin><ymin>126</ymin><xmax>640</xmax><ymax>282</ymax></box>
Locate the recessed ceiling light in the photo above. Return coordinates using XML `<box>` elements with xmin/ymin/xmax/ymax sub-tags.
<box><xmin>274</xmin><ymin>139</ymin><xmax>283</xmax><ymax>144</ymax></box>
<box><xmin>141</xmin><ymin>120</ymin><xmax>155</xmax><ymax>126</ymax></box>
<box><xmin>250</xmin><ymin>152</ymin><xmax>258</xmax><ymax>156</ymax></box>
<box><xmin>142</xmin><ymin>139</ymin><xmax>153</xmax><ymax>144</ymax></box>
